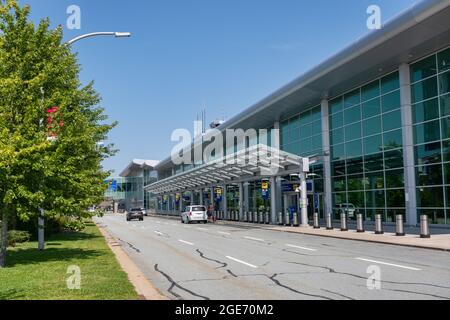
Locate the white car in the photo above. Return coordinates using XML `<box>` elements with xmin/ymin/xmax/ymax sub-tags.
<box><xmin>181</xmin><ymin>205</ymin><xmax>208</xmax><ymax>224</ymax></box>
<box><xmin>337</xmin><ymin>203</ymin><xmax>356</xmax><ymax>219</ymax></box>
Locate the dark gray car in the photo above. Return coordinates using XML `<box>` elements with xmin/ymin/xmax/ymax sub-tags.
<box><xmin>126</xmin><ymin>207</ymin><xmax>144</xmax><ymax>221</ymax></box>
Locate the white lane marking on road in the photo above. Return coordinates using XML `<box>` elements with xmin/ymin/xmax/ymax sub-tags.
<box><xmin>285</xmin><ymin>244</ymin><xmax>318</xmax><ymax>252</ymax></box>
<box><xmin>244</xmin><ymin>236</ymin><xmax>265</xmax><ymax>242</ymax></box>
<box><xmin>178</xmin><ymin>240</ymin><xmax>194</xmax><ymax>246</ymax></box>
<box><xmin>355</xmin><ymin>258</ymin><xmax>422</xmax><ymax>271</ymax></box>
<box><xmin>154</xmin><ymin>231</ymin><xmax>163</xmax><ymax>236</ymax></box>
<box><xmin>218</xmin><ymin>231</ymin><xmax>231</xmax><ymax>236</ymax></box>
<box><xmin>197</xmin><ymin>228</ymin><xmax>208</xmax><ymax>231</ymax></box>
<box><xmin>226</xmin><ymin>256</ymin><xmax>258</xmax><ymax>269</ymax></box>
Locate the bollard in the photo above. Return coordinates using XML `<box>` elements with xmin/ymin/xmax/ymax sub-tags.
<box><xmin>253</xmin><ymin>211</ymin><xmax>257</xmax><ymax>223</ymax></box>
<box><xmin>265</xmin><ymin>211</ymin><xmax>270</xmax><ymax>224</ymax></box>
<box><xmin>313</xmin><ymin>212</ymin><xmax>320</xmax><ymax>229</ymax></box>
<box><xmin>375</xmin><ymin>214</ymin><xmax>384</xmax><ymax>235</ymax></box>
<box><xmin>356</xmin><ymin>214</ymin><xmax>365</xmax><ymax>233</ymax></box>
<box><xmin>278</xmin><ymin>212</ymin><xmax>283</xmax><ymax>226</ymax></box>
<box><xmin>285</xmin><ymin>211</ymin><xmax>291</xmax><ymax>226</ymax></box>
<box><xmin>243</xmin><ymin>211</ymin><xmax>247</xmax><ymax>222</ymax></box>
<box><xmin>326</xmin><ymin>213</ymin><xmax>333</xmax><ymax>230</ymax></box>
<box><xmin>340</xmin><ymin>212</ymin><xmax>348</xmax><ymax>231</ymax></box>
<box><xmin>259</xmin><ymin>211</ymin><xmax>264</xmax><ymax>224</ymax></box>
<box><xmin>396</xmin><ymin>214</ymin><xmax>405</xmax><ymax>236</ymax></box>
<box><xmin>420</xmin><ymin>215</ymin><xmax>431</xmax><ymax>239</ymax></box>
<box><xmin>293</xmin><ymin>212</ymin><xmax>299</xmax><ymax>227</ymax></box>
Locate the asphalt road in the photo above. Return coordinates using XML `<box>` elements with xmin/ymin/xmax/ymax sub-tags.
<box><xmin>96</xmin><ymin>214</ymin><xmax>450</xmax><ymax>300</ymax></box>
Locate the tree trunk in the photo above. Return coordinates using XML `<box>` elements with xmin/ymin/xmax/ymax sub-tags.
<box><xmin>0</xmin><ymin>207</ymin><xmax>8</xmax><ymax>268</ymax></box>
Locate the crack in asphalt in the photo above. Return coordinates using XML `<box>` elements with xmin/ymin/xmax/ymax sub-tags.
<box><xmin>226</xmin><ymin>269</ymin><xmax>238</xmax><ymax>278</ymax></box>
<box><xmin>268</xmin><ymin>274</ymin><xmax>333</xmax><ymax>300</ymax></box>
<box><xmin>118</xmin><ymin>238</ymin><xmax>141</xmax><ymax>253</ymax></box>
<box><xmin>195</xmin><ymin>249</ymin><xmax>228</xmax><ymax>269</ymax></box>
<box><xmin>379</xmin><ymin>287</ymin><xmax>450</xmax><ymax>299</ymax></box>
<box><xmin>154</xmin><ymin>264</ymin><xmax>210</xmax><ymax>300</ymax></box>
<box><xmin>286</xmin><ymin>261</ymin><xmax>450</xmax><ymax>290</ymax></box>
<box><xmin>321</xmin><ymin>288</ymin><xmax>355</xmax><ymax>300</ymax></box>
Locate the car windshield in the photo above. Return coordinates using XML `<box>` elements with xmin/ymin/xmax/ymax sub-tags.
<box><xmin>191</xmin><ymin>206</ymin><xmax>206</xmax><ymax>212</ymax></box>
<box><xmin>131</xmin><ymin>208</ymin><xmax>143</xmax><ymax>211</ymax></box>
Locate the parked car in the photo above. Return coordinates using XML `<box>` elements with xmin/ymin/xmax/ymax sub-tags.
<box><xmin>336</xmin><ymin>203</ymin><xmax>356</xmax><ymax>219</ymax></box>
<box><xmin>126</xmin><ymin>208</ymin><xmax>144</xmax><ymax>221</ymax></box>
<box><xmin>181</xmin><ymin>205</ymin><xmax>207</xmax><ymax>224</ymax></box>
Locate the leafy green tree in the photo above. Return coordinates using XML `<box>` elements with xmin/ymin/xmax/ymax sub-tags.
<box><xmin>0</xmin><ymin>0</ymin><xmax>116</xmax><ymax>267</ymax></box>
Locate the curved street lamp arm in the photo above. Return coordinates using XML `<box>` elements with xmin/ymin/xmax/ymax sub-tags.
<box><xmin>66</xmin><ymin>32</ymin><xmax>131</xmax><ymax>45</ymax></box>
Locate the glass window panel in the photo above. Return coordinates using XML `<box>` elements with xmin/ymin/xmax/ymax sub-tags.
<box><xmin>385</xmin><ymin>169</ymin><xmax>405</xmax><ymax>188</ymax></box>
<box><xmin>311</xmin><ymin>106</ymin><xmax>321</xmax><ymax>122</ymax></box>
<box><xmin>346</xmin><ymin>157</ymin><xmax>364</xmax><ymax>174</ymax></box>
<box><xmin>332</xmin><ymin>160</ymin><xmax>346</xmax><ymax>177</ymax></box>
<box><xmin>348</xmin><ymin>191</ymin><xmax>365</xmax><ymax>208</ymax></box>
<box><xmin>441</xmin><ymin>93</ymin><xmax>450</xmax><ymax>118</ymax></box>
<box><xmin>311</xmin><ymin>120</ymin><xmax>322</xmax><ymax>136</ymax></box>
<box><xmin>413</xmin><ymin>120</ymin><xmax>441</xmax><ymax>144</ymax></box>
<box><xmin>412</xmin><ymin>77</ymin><xmax>438</xmax><ymax>103</ymax></box>
<box><xmin>383</xmin><ymin>130</ymin><xmax>403</xmax><ymax>150</ymax></box>
<box><xmin>415</xmin><ymin>142</ymin><xmax>442</xmax><ymax>165</ymax></box>
<box><xmin>290</xmin><ymin>142</ymin><xmax>301</xmax><ymax>156</ymax></box>
<box><xmin>333</xmin><ymin>193</ymin><xmax>347</xmax><ymax>207</ymax></box>
<box><xmin>330</xmin><ymin>112</ymin><xmax>343</xmax><ymax>130</ymax></box>
<box><xmin>331</xmin><ymin>128</ymin><xmax>344</xmax><ymax>145</ymax></box>
<box><xmin>384</xmin><ymin>149</ymin><xmax>404</xmax><ymax>169</ymax></box>
<box><xmin>361</xmin><ymin>80</ymin><xmax>380</xmax><ymax>102</ymax></box>
<box><xmin>411</xmin><ymin>55</ymin><xmax>437</xmax><ymax>83</ymax></box>
<box><xmin>416</xmin><ymin>164</ymin><xmax>443</xmax><ymax>186</ymax></box>
<box><xmin>443</xmin><ymin>140</ymin><xmax>450</xmax><ymax>162</ymax></box>
<box><xmin>299</xmin><ymin>123</ymin><xmax>312</xmax><ymax>138</ymax></box>
<box><xmin>441</xmin><ymin>116</ymin><xmax>450</xmax><ymax>141</ymax></box>
<box><xmin>346</xmin><ymin>140</ymin><xmax>362</xmax><ymax>158</ymax></box>
<box><xmin>364</xmin><ymin>152</ymin><xmax>384</xmax><ymax>172</ymax></box>
<box><xmin>364</xmin><ymin>171</ymin><xmax>385</xmax><ymax>190</ymax></box>
<box><xmin>444</xmin><ymin>163</ymin><xmax>450</xmax><ymax>185</ymax></box>
<box><xmin>290</xmin><ymin>115</ymin><xmax>300</xmax><ymax>128</ymax></box>
<box><xmin>363</xmin><ymin>116</ymin><xmax>381</xmax><ymax>137</ymax></box>
<box><xmin>330</xmin><ymin>97</ymin><xmax>343</xmax><ymax>114</ymax></box>
<box><xmin>381</xmin><ymin>90</ymin><xmax>400</xmax><ymax>113</ymax></box>
<box><xmin>418</xmin><ymin>208</ymin><xmax>446</xmax><ymax>225</ymax></box>
<box><xmin>299</xmin><ymin>110</ymin><xmax>312</xmax><ymax>126</ymax></box>
<box><xmin>344</xmin><ymin>89</ymin><xmax>360</xmax><ymax>108</ymax></box>
<box><xmin>386</xmin><ymin>189</ymin><xmax>405</xmax><ymax>208</ymax></box>
<box><xmin>413</xmin><ymin>98</ymin><xmax>439</xmax><ymax>123</ymax></box>
<box><xmin>362</xmin><ymin>98</ymin><xmax>381</xmax><ymax>119</ymax></box>
<box><xmin>439</xmin><ymin>71</ymin><xmax>450</xmax><ymax>95</ymax></box>
<box><xmin>365</xmin><ymin>190</ymin><xmax>385</xmax><ymax>208</ymax></box>
<box><xmin>344</xmin><ymin>105</ymin><xmax>361</xmax><ymax>125</ymax></box>
<box><xmin>417</xmin><ymin>187</ymin><xmax>444</xmax><ymax>208</ymax></box>
<box><xmin>281</xmin><ymin>121</ymin><xmax>289</xmax><ymax>145</ymax></box>
<box><xmin>364</xmin><ymin>134</ymin><xmax>383</xmax><ymax>155</ymax></box>
<box><xmin>311</xmin><ymin>135</ymin><xmax>322</xmax><ymax>151</ymax></box>
<box><xmin>438</xmin><ymin>48</ymin><xmax>450</xmax><ymax>72</ymax></box>
<box><xmin>332</xmin><ymin>176</ymin><xmax>346</xmax><ymax>192</ymax></box>
<box><xmin>290</xmin><ymin>127</ymin><xmax>300</xmax><ymax>142</ymax></box>
<box><xmin>383</xmin><ymin>110</ymin><xmax>401</xmax><ymax>132</ymax></box>
<box><xmin>332</xmin><ymin>144</ymin><xmax>345</xmax><ymax>161</ymax></box>
<box><xmin>345</xmin><ymin>122</ymin><xmax>362</xmax><ymax>141</ymax></box>
<box><xmin>381</xmin><ymin>71</ymin><xmax>400</xmax><ymax>94</ymax></box>
<box><xmin>300</xmin><ymin>138</ymin><xmax>312</xmax><ymax>153</ymax></box>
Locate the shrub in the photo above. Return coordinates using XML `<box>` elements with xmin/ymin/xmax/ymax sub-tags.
<box><xmin>8</xmin><ymin>230</ymin><xmax>31</xmax><ymax>247</ymax></box>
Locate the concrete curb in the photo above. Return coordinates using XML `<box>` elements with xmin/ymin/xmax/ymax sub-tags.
<box><xmin>95</xmin><ymin>222</ymin><xmax>169</xmax><ymax>300</ymax></box>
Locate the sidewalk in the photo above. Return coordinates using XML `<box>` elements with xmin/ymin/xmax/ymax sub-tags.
<box><xmin>95</xmin><ymin>221</ymin><xmax>168</xmax><ymax>300</ymax></box>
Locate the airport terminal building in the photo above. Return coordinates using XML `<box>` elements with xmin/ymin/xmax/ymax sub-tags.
<box><xmin>145</xmin><ymin>0</ymin><xmax>450</xmax><ymax>226</ymax></box>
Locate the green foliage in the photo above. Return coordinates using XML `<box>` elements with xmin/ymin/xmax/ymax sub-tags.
<box><xmin>0</xmin><ymin>0</ymin><xmax>117</xmax><ymax>265</ymax></box>
<box><xmin>7</xmin><ymin>230</ymin><xmax>30</xmax><ymax>247</ymax></box>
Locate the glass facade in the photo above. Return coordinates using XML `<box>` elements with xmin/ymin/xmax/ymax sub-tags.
<box><xmin>330</xmin><ymin>71</ymin><xmax>405</xmax><ymax>221</ymax></box>
<box><xmin>411</xmin><ymin>47</ymin><xmax>450</xmax><ymax>224</ymax></box>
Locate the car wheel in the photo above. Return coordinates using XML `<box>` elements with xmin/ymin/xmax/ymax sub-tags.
<box><xmin>139</xmin><ymin>218</ymin><xmax>144</xmax><ymax>221</ymax></box>
<box><xmin>203</xmin><ymin>220</ymin><xmax>207</xmax><ymax>224</ymax></box>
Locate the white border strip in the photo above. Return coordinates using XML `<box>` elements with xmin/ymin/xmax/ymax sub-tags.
<box><xmin>355</xmin><ymin>258</ymin><xmax>421</xmax><ymax>271</ymax></box>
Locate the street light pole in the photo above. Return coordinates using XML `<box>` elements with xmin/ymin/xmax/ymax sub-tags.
<box><xmin>66</xmin><ymin>31</ymin><xmax>131</xmax><ymax>46</ymax></box>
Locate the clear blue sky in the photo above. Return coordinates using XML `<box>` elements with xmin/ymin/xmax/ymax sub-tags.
<box><xmin>24</xmin><ymin>0</ymin><xmax>418</xmax><ymax>175</ymax></box>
